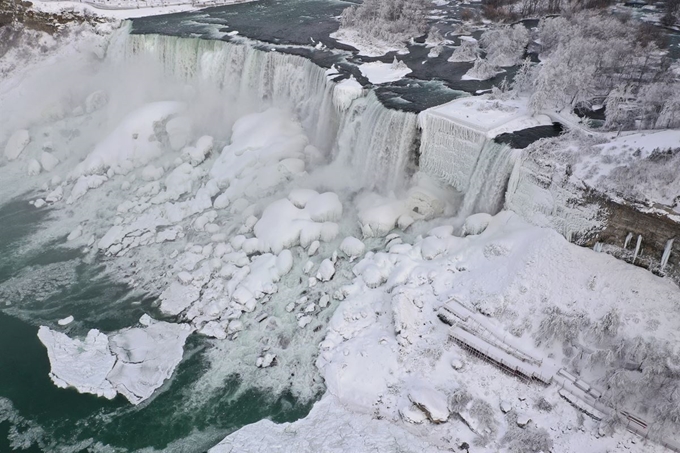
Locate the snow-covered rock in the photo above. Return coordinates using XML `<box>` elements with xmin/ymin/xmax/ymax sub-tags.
<box><xmin>4</xmin><ymin>129</ymin><xmax>30</xmax><ymax>161</ymax></box>
<box><xmin>40</xmin><ymin>151</ymin><xmax>59</xmax><ymax>172</ymax></box>
<box><xmin>340</xmin><ymin>236</ymin><xmax>365</xmax><ymax>260</ymax></box>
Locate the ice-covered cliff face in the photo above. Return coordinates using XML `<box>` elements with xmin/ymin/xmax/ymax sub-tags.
<box><xmin>111</xmin><ymin>30</ymin><xmax>419</xmax><ymax>194</ymax></box>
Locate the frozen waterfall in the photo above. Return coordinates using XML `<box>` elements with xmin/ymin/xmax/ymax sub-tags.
<box><xmin>109</xmin><ymin>27</ymin><xmax>418</xmax><ymax>194</ymax></box>
<box><xmin>418</xmin><ymin>110</ymin><xmax>520</xmax><ymax>216</ymax></box>
<box><xmin>109</xmin><ymin>25</ymin><xmax>522</xmax><ymax>210</ymax></box>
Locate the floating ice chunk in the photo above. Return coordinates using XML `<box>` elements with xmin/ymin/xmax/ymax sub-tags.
<box><xmin>340</xmin><ymin>236</ymin><xmax>365</xmax><ymax>260</ymax></box>
<box><xmin>213</xmin><ymin>192</ymin><xmax>230</xmax><ymax>209</ymax></box>
<box><xmin>40</xmin><ymin>151</ymin><xmax>59</xmax><ymax>172</ymax></box>
<box><xmin>303</xmin><ymin>260</ymin><xmax>314</xmax><ymax>274</ymax></box>
<box><xmin>166</xmin><ymin>116</ymin><xmax>193</xmax><ymax>151</ymax></box>
<box><xmin>164</xmin><ymin>163</ymin><xmax>202</xmax><ymax>201</ymax></box>
<box><xmin>27</xmin><ymin>159</ymin><xmax>41</xmax><ymax>175</ymax></box>
<box><xmin>4</xmin><ymin>129</ymin><xmax>30</xmax><ymax>161</ymax></box>
<box><xmin>298</xmin><ymin>315</ymin><xmax>313</xmax><ymax>328</ymax></box>
<box><xmin>38</xmin><ymin>326</ymin><xmax>117</xmax><ymax>399</ymax></box>
<box><xmin>106</xmin><ymin>320</ymin><xmax>192</xmax><ymax>404</ymax></box>
<box><xmin>408</xmin><ymin>387</ymin><xmax>449</xmax><ymax>423</ymax></box>
<box><xmin>319</xmin><ymin>294</ymin><xmax>330</xmax><ymax>308</ymax></box>
<box><xmin>256</xmin><ymin>353</ymin><xmax>277</xmax><ymax>368</ymax></box>
<box><xmin>57</xmin><ymin>315</ymin><xmax>74</xmax><ymax>326</ymax></box>
<box><xmin>462</xmin><ymin>213</ymin><xmax>492</xmax><ymax>236</ymax></box>
<box><xmin>34</xmin><ymin>199</ymin><xmax>46</xmax><ymax>208</ymax></box>
<box><xmin>316</xmin><ymin>259</ymin><xmax>335</xmax><ymax>282</ymax></box>
<box><xmin>67</xmin><ymin>225</ymin><xmax>83</xmax><ymax>241</ymax></box>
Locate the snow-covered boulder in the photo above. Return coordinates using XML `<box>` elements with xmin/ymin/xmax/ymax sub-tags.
<box><xmin>462</xmin><ymin>213</ymin><xmax>492</xmax><ymax>236</ymax></box>
<box><xmin>340</xmin><ymin>236</ymin><xmax>365</xmax><ymax>260</ymax></box>
<box><xmin>166</xmin><ymin>116</ymin><xmax>193</xmax><ymax>151</ymax></box>
<box><xmin>40</xmin><ymin>151</ymin><xmax>59</xmax><ymax>172</ymax></box>
<box><xmin>27</xmin><ymin>159</ymin><xmax>41</xmax><ymax>175</ymax></box>
<box><xmin>4</xmin><ymin>129</ymin><xmax>30</xmax><ymax>161</ymax></box>
<box><xmin>408</xmin><ymin>387</ymin><xmax>449</xmax><ymax>423</ymax></box>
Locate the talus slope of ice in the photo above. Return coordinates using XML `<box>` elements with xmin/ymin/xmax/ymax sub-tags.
<box><xmin>38</xmin><ymin>317</ymin><xmax>193</xmax><ymax>404</ymax></box>
<box><xmin>316</xmin><ymin>211</ymin><xmax>680</xmax><ymax>449</ymax></box>
<box><xmin>215</xmin><ymin>210</ymin><xmax>679</xmax><ymax>452</ymax></box>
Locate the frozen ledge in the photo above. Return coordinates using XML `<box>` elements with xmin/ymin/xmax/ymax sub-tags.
<box><xmin>38</xmin><ymin>315</ymin><xmax>193</xmax><ymax>404</ymax></box>
<box><xmin>420</xmin><ymin>95</ymin><xmax>553</xmax><ymax>139</ymax></box>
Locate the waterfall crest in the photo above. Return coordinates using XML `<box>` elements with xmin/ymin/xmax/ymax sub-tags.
<box><xmin>107</xmin><ymin>26</ymin><xmax>418</xmax><ymax>194</ymax></box>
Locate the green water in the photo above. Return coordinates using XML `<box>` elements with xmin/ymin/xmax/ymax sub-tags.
<box><xmin>0</xmin><ymin>197</ymin><xmax>316</xmax><ymax>452</ymax></box>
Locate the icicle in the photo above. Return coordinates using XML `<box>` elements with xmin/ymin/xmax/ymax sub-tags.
<box><xmin>661</xmin><ymin>238</ymin><xmax>674</xmax><ymax>271</ymax></box>
<box><xmin>418</xmin><ymin>112</ymin><xmax>487</xmax><ymax>192</ymax></box>
<box><xmin>624</xmin><ymin>232</ymin><xmax>633</xmax><ymax>249</ymax></box>
<box><xmin>632</xmin><ymin>235</ymin><xmax>642</xmax><ymax>264</ymax></box>
<box><xmin>593</xmin><ymin>242</ymin><xmax>603</xmax><ymax>253</ymax></box>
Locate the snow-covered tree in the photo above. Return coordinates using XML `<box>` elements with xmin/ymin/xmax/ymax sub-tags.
<box><xmin>464</xmin><ymin>57</ymin><xmax>500</xmax><ymax>81</ymax></box>
<box><xmin>511</xmin><ymin>57</ymin><xmax>535</xmax><ymax>95</ymax></box>
<box><xmin>447</xmin><ymin>39</ymin><xmax>479</xmax><ymax>63</ymax></box>
<box><xmin>339</xmin><ymin>0</ymin><xmax>429</xmax><ymax>46</ymax></box>
<box><xmin>479</xmin><ymin>24</ymin><xmax>529</xmax><ymax>67</ymax></box>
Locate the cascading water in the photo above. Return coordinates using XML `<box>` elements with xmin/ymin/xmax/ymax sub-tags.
<box><xmin>333</xmin><ymin>91</ymin><xmax>418</xmax><ymax>192</ymax></box>
<box><xmin>110</xmin><ymin>26</ymin><xmax>418</xmax><ymax>194</ymax></box>
<box><xmin>459</xmin><ymin>141</ymin><xmax>520</xmax><ymax>217</ymax></box>
<box><xmin>418</xmin><ymin>109</ymin><xmax>520</xmax><ymax>217</ymax></box>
